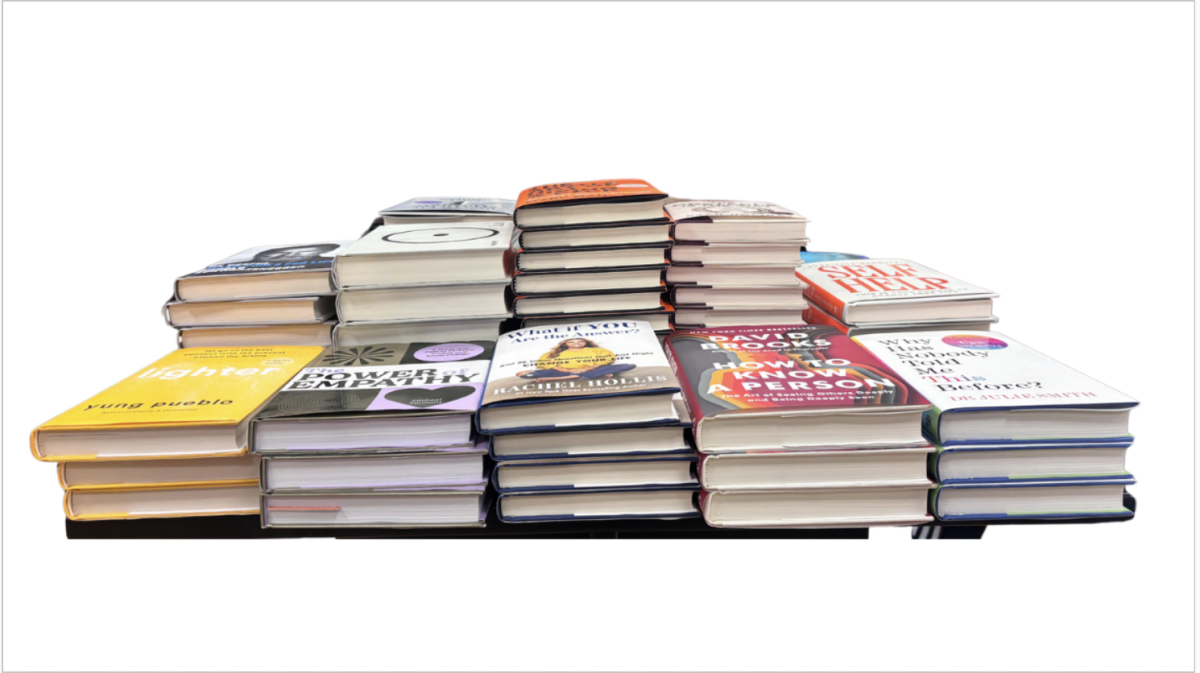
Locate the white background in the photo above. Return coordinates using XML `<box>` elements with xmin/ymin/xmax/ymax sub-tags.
<box><xmin>2</xmin><ymin>2</ymin><xmax>1193</xmax><ymax>671</ymax></box>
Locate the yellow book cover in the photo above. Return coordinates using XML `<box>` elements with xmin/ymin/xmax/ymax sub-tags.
<box><xmin>32</xmin><ymin>346</ymin><xmax>323</xmax><ymax>461</ymax></box>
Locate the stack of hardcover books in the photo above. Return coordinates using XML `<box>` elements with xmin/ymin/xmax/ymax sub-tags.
<box><xmin>798</xmin><ymin>258</ymin><xmax>999</xmax><ymax>336</ymax></box>
<box><xmin>511</xmin><ymin>180</ymin><xmax>675</xmax><ymax>340</ymax></box>
<box><xmin>331</xmin><ymin>218</ymin><xmax>515</xmax><ymax>346</ymax></box>
<box><xmin>166</xmin><ymin>242</ymin><xmax>351</xmax><ymax>348</ymax></box>
<box><xmin>255</xmin><ymin>341</ymin><xmax>496</xmax><ymax>529</ymax></box>
<box><xmin>664</xmin><ymin>200</ymin><xmax>811</xmax><ymax>329</ymax></box>
<box><xmin>31</xmin><ymin>347</ymin><xmax>323</xmax><ymax>521</ymax></box>
<box><xmin>664</xmin><ymin>325</ymin><xmax>937</xmax><ymax>528</ymax></box>
<box><xmin>855</xmin><ymin>331</ymin><xmax>1138</xmax><ymax>522</ymax></box>
<box><xmin>479</xmin><ymin>321</ymin><xmax>701</xmax><ymax>523</ymax></box>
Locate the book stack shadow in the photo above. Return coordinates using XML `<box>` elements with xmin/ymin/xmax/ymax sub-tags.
<box><xmin>664</xmin><ymin>200</ymin><xmax>810</xmax><ymax>330</ymax></box>
<box><xmin>256</xmin><ymin>341</ymin><xmax>498</xmax><ymax>529</ymax></box>
<box><xmin>511</xmin><ymin>180</ymin><xmax>675</xmax><ymax>341</ymax></box>
<box><xmin>331</xmin><ymin>198</ymin><xmax>518</xmax><ymax>346</ymax></box>
<box><xmin>167</xmin><ymin>242</ymin><xmax>352</xmax><ymax>348</ymax></box>
<box><xmin>479</xmin><ymin>320</ymin><xmax>702</xmax><ymax>523</ymax></box>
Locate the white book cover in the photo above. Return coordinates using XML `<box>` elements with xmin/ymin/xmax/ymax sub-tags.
<box><xmin>380</xmin><ymin>197</ymin><xmax>516</xmax><ymax>217</ymax></box>
<box><xmin>854</xmin><ymin>331</ymin><xmax>1138</xmax><ymax>417</ymax></box>
<box><xmin>665</xmin><ymin>200</ymin><xmax>804</xmax><ymax>221</ymax></box>
<box><xmin>797</xmin><ymin>259</ymin><xmax>997</xmax><ymax>316</ymax></box>
<box><xmin>340</xmin><ymin>222</ymin><xmax>516</xmax><ymax>257</ymax></box>
<box><xmin>482</xmin><ymin>320</ymin><xmax>679</xmax><ymax>407</ymax></box>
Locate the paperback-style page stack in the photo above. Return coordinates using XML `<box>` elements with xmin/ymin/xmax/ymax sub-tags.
<box><xmin>664</xmin><ymin>325</ymin><xmax>936</xmax><ymax>528</ymax></box>
<box><xmin>798</xmin><ymin>258</ymin><xmax>999</xmax><ymax>336</ymax></box>
<box><xmin>479</xmin><ymin>321</ymin><xmax>701</xmax><ymax>523</ymax></box>
<box><xmin>32</xmin><ymin>346</ymin><xmax>323</xmax><ymax>521</ymax></box>
<box><xmin>167</xmin><ymin>242</ymin><xmax>352</xmax><ymax>348</ymax></box>
<box><xmin>511</xmin><ymin>180</ymin><xmax>674</xmax><ymax>336</ymax></box>
<box><xmin>666</xmin><ymin>200</ymin><xmax>811</xmax><ymax>329</ymax></box>
<box><xmin>855</xmin><ymin>331</ymin><xmax>1138</xmax><ymax>522</ymax></box>
<box><xmin>332</xmin><ymin>221</ymin><xmax>514</xmax><ymax>345</ymax></box>
<box><xmin>254</xmin><ymin>341</ymin><xmax>496</xmax><ymax>528</ymax></box>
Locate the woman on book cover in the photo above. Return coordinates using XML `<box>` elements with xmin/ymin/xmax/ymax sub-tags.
<box><xmin>517</xmin><ymin>338</ymin><xmax>636</xmax><ymax>381</ymax></box>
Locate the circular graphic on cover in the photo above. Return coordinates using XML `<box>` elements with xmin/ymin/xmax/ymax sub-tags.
<box><xmin>412</xmin><ymin>343</ymin><xmax>485</xmax><ymax>362</ymax></box>
<box><xmin>942</xmin><ymin>335</ymin><xmax>1008</xmax><ymax>350</ymax></box>
<box><xmin>383</xmin><ymin>227</ymin><xmax>499</xmax><ymax>244</ymax></box>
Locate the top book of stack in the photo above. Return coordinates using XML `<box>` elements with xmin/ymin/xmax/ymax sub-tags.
<box><xmin>514</xmin><ymin>180</ymin><xmax>669</xmax><ymax>228</ymax></box>
<box><xmin>379</xmin><ymin>197</ymin><xmax>516</xmax><ymax>223</ymax></box>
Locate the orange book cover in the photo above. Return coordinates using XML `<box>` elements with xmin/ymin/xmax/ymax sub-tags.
<box><xmin>516</xmin><ymin>179</ymin><xmax>666</xmax><ymax>209</ymax></box>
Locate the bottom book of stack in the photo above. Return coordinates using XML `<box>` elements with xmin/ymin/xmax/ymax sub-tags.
<box><xmin>697</xmin><ymin>447</ymin><xmax>936</xmax><ymax>528</ymax></box>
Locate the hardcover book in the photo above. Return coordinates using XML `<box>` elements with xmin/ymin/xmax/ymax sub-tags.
<box><xmin>497</xmin><ymin>487</ymin><xmax>700</xmax><ymax>523</ymax></box>
<box><xmin>493</xmin><ymin>455</ymin><xmax>699</xmax><ymax>494</ymax></box>
<box><xmin>260</xmin><ymin>440</ymin><xmax>489</xmax><ymax>493</ymax></box>
<box><xmin>164</xmin><ymin>296</ymin><xmax>336</xmax><ymax>328</ymax></box>
<box><xmin>931</xmin><ymin>478</ymin><xmax>1135</xmax><ymax>521</ymax></box>
<box><xmin>665</xmin><ymin>200</ymin><xmax>808</xmax><ymax>243</ymax></box>
<box><xmin>477</xmin><ymin>320</ymin><xmax>681</xmax><ymax>434</ymax></box>
<box><xmin>700</xmin><ymin>484</ymin><xmax>933</xmax><ymax>528</ymax></box>
<box><xmin>31</xmin><ymin>346</ymin><xmax>323</xmax><ymax>461</ymax></box>
<box><xmin>177</xmin><ymin>322</ymin><xmax>335</xmax><ymax>349</ymax></box>
<box><xmin>664</xmin><ymin>325</ymin><xmax>931</xmax><ymax>453</ymax></box>
<box><xmin>174</xmin><ymin>242</ymin><xmax>352</xmax><ymax>302</ymax></box>
<box><xmin>333</xmin><ymin>222</ymin><xmax>515</xmax><ymax>288</ymax></box>
<box><xmin>931</xmin><ymin>441</ymin><xmax>1133</xmax><ymax>484</ymax></box>
<box><xmin>262</xmin><ymin>491</ymin><xmax>488</xmax><ymax>528</ymax></box>
<box><xmin>337</xmin><ymin>279</ymin><xmax>510</xmax><ymax>323</ymax></box>
<box><xmin>513</xmin><ymin>268</ymin><xmax>664</xmax><ymax>295</ymax></box>
<box><xmin>802</xmin><ymin>303</ymin><xmax>997</xmax><ymax>337</ymax></box>
<box><xmin>65</xmin><ymin>483</ymin><xmax>261</xmax><ymax>521</ymax></box>
<box><xmin>332</xmin><ymin>315</ymin><xmax>510</xmax><ymax>347</ymax></box>
<box><xmin>853</xmin><ymin>331</ymin><xmax>1139</xmax><ymax>445</ymax></box>
<box><xmin>515</xmin><ymin>179</ymin><xmax>669</xmax><ymax>228</ymax></box>
<box><xmin>796</xmin><ymin>259</ymin><xmax>998</xmax><ymax>325</ymax></box>
<box><xmin>251</xmin><ymin>341</ymin><xmax>495</xmax><ymax>454</ymax></box>
<box><xmin>698</xmin><ymin>447</ymin><xmax>933</xmax><ymax>491</ymax></box>
<box><xmin>513</xmin><ymin>289</ymin><xmax>667</xmax><ymax>317</ymax></box>
<box><xmin>518</xmin><ymin>222</ymin><xmax>672</xmax><ymax>250</ymax></box>
<box><xmin>515</xmin><ymin>245</ymin><xmax>669</xmax><ymax>273</ymax></box>
<box><xmin>380</xmin><ymin>196</ymin><xmax>516</xmax><ymax>219</ymax></box>
<box><xmin>59</xmin><ymin>454</ymin><xmax>262</xmax><ymax>491</ymax></box>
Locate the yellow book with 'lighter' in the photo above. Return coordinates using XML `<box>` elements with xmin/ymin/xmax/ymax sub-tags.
<box><xmin>32</xmin><ymin>346</ymin><xmax>323</xmax><ymax>462</ymax></box>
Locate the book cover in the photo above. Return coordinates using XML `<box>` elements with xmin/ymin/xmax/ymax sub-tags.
<box><xmin>338</xmin><ymin>221</ymin><xmax>516</xmax><ymax>259</ymax></box>
<box><xmin>664</xmin><ymin>200</ymin><xmax>805</xmax><ymax>222</ymax></box>
<box><xmin>31</xmin><ymin>346</ymin><xmax>325</xmax><ymax>460</ymax></box>
<box><xmin>516</xmin><ymin>179</ymin><xmax>666</xmax><ymax>209</ymax></box>
<box><xmin>481</xmin><ymin>320</ymin><xmax>680</xmax><ymax>409</ymax></box>
<box><xmin>491</xmin><ymin>455</ymin><xmax>700</xmax><ymax>493</ymax></box>
<box><xmin>796</xmin><ymin>259</ymin><xmax>997</xmax><ymax>322</ymax></box>
<box><xmin>254</xmin><ymin>341</ymin><xmax>495</xmax><ymax>422</ymax></box>
<box><xmin>175</xmin><ymin>242</ymin><xmax>352</xmax><ymax>294</ymax></box>
<box><xmin>853</xmin><ymin>331</ymin><xmax>1139</xmax><ymax>443</ymax></box>
<box><xmin>664</xmin><ymin>325</ymin><xmax>928</xmax><ymax>425</ymax></box>
<box><xmin>380</xmin><ymin>197</ymin><xmax>516</xmax><ymax>217</ymax></box>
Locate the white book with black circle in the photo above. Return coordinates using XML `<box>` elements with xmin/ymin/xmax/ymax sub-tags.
<box><xmin>334</xmin><ymin>222</ymin><xmax>515</xmax><ymax>289</ymax></box>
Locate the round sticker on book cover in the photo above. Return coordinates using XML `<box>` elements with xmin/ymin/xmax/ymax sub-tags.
<box><xmin>383</xmin><ymin>227</ymin><xmax>498</xmax><ymax>244</ymax></box>
<box><xmin>412</xmin><ymin>343</ymin><xmax>485</xmax><ymax>362</ymax></box>
<box><xmin>942</xmin><ymin>335</ymin><xmax>1007</xmax><ymax>350</ymax></box>
<box><xmin>260</xmin><ymin>358</ymin><xmax>295</xmax><ymax>366</ymax></box>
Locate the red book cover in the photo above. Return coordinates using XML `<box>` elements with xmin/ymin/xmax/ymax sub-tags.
<box><xmin>516</xmin><ymin>179</ymin><xmax>666</xmax><ymax>209</ymax></box>
<box><xmin>663</xmin><ymin>325</ymin><xmax>927</xmax><ymax>426</ymax></box>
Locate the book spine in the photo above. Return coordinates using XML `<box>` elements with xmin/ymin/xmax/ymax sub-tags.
<box><xmin>802</xmin><ymin>306</ymin><xmax>850</xmax><ymax>334</ymax></box>
<box><xmin>799</xmin><ymin>278</ymin><xmax>847</xmax><ymax>320</ymax></box>
<box><xmin>662</xmin><ymin>337</ymin><xmax>706</xmax><ymax>426</ymax></box>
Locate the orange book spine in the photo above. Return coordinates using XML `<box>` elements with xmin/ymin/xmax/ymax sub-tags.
<box><xmin>798</xmin><ymin>274</ymin><xmax>847</xmax><ymax>320</ymax></box>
